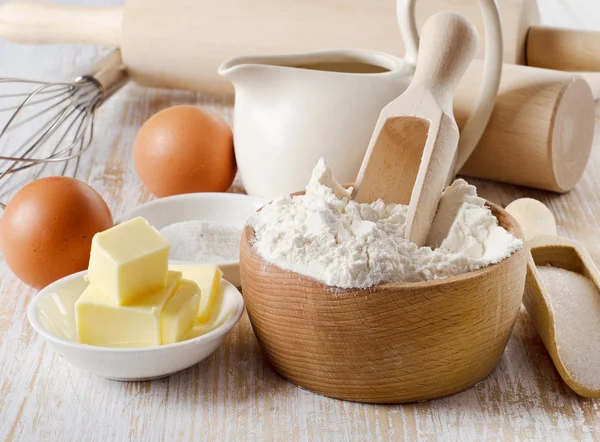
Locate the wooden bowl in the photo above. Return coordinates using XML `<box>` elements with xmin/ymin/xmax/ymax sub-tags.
<box><xmin>240</xmin><ymin>200</ymin><xmax>527</xmax><ymax>403</ymax></box>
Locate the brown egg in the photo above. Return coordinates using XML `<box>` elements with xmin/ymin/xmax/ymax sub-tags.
<box><xmin>0</xmin><ymin>177</ymin><xmax>113</xmax><ymax>289</ymax></box>
<box><xmin>133</xmin><ymin>105</ymin><xmax>236</xmax><ymax>197</ymax></box>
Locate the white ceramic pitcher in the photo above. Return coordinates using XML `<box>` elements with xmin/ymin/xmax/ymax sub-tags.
<box><xmin>220</xmin><ymin>0</ymin><xmax>502</xmax><ymax>200</ymax></box>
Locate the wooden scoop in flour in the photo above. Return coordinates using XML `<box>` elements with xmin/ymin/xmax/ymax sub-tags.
<box><xmin>352</xmin><ymin>11</ymin><xmax>478</xmax><ymax>246</ymax></box>
<box><xmin>506</xmin><ymin>198</ymin><xmax>600</xmax><ymax>398</ymax></box>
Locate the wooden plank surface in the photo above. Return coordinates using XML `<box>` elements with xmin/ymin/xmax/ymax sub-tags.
<box><xmin>1</xmin><ymin>0</ymin><xmax>600</xmax><ymax>440</ymax></box>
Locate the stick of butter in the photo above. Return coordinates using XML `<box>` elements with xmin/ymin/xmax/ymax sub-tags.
<box><xmin>162</xmin><ymin>279</ymin><xmax>200</xmax><ymax>345</ymax></box>
<box><xmin>88</xmin><ymin>217</ymin><xmax>170</xmax><ymax>305</ymax></box>
<box><xmin>170</xmin><ymin>264</ymin><xmax>222</xmax><ymax>322</ymax></box>
<box><xmin>76</xmin><ymin>271</ymin><xmax>182</xmax><ymax>347</ymax></box>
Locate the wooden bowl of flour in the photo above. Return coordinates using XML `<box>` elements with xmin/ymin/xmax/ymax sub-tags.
<box><xmin>240</xmin><ymin>199</ymin><xmax>527</xmax><ymax>403</ymax></box>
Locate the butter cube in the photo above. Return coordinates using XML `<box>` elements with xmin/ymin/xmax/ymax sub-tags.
<box><xmin>162</xmin><ymin>279</ymin><xmax>201</xmax><ymax>345</ymax></box>
<box><xmin>170</xmin><ymin>264</ymin><xmax>222</xmax><ymax>321</ymax></box>
<box><xmin>88</xmin><ymin>217</ymin><xmax>170</xmax><ymax>305</ymax></box>
<box><xmin>75</xmin><ymin>271</ymin><xmax>182</xmax><ymax>347</ymax></box>
<box><xmin>185</xmin><ymin>282</ymin><xmax>230</xmax><ymax>340</ymax></box>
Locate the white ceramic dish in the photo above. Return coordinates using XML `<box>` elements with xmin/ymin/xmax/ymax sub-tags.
<box><xmin>120</xmin><ymin>193</ymin><xmax>266</xmax><ymax>287</ymax></box>
<box><xmin>28</xmin><ymin>270</ymin><xmax>245</xmax><ymax>381</ymax></box>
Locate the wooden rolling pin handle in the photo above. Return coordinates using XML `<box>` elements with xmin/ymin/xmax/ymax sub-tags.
<box><xmin>527</xmin><ymin>26</ymin><xmax>600</xmax><ymax>72</ymax></box>
<box><xmin>409</xmin><ymin>11</ymin><xmax>478</xmax><ymax>113</ymax></box>
<box><xmin>0</xmin><ymin>1</ymin><xmax>122</xmax><ymax>46</ymax></box>
<box><xmin>504</xmin><ymin>198</ymin><xmax>558</xmax><ymax>242</ymax></box>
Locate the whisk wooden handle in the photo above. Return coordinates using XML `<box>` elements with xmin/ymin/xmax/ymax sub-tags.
<box><xmin>84</xmin><ymin>50</ymin><xmax>129</xmax><ymax>100</ymax></box>
<box><xmin>0</xmin><ymin>1</ymin><xmax>122</xmax><ymax>46</ymax></box>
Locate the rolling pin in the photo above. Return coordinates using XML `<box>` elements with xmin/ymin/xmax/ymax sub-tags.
<box><xmin>1</xmin><ymin>0</ymin><xmax>600</xmax><ymax>93</ymax></box>
<box><xmin>413</xmin><ymin>0</ymin><xmax>600</xmax><ymax>70</ymax></box>
<box><xmin>456</xmin><ymin>61</ymin><xmax>594</xmax><ymax>193</ymax></box>
<box><xmin>0</xmin><ymin>2</ymin><xmax>594</xmax><ymax>193</ymax></box>
<box><xmin>413</xmin><ymin>0</ymin><xmax>600</xmax><ymax>98</ymax></box>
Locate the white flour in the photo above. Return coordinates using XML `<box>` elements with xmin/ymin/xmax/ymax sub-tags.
<box><xmin>248</xmin><ymin>158</ymin><xmax>522</xmax><ymax>288</ymax></box>
<box><xmin>159</xmin><ymin>220</ymin><xmax>241</xmax><ymax>263</ymax></box>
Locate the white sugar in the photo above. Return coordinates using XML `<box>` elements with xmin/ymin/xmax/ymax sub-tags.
<box><xmin>537</xmin><ymin>265</ymin><xmax>600</xmax><ymax>390</ymax></box>
<box><xmin>159</xmin><ymin>220</ymin><xmax>241</xmax><ymax>263</ymax></box>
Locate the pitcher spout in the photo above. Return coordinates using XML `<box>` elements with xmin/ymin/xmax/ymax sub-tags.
<box><xmin>218</xmin><ymin>55</ymin><xmax>283</xmax><ymax>85</ymax></box>
<box><xmin>220</xmin><ymin>50</ymin><xmax>409</xmax><ymax>90</ymax></box>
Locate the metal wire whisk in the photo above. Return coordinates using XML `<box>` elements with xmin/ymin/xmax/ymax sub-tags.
<box><xmin>0</xmin><ymin>49</ymin><xmax>128</xmax><ymax>207</ymax></box>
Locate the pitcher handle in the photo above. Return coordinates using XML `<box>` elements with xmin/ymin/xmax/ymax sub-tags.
<box><xmin>396</xmin><ymin>0</ymin><xmax>419</xmax><ymax>67</ymax></box>
<box><xmin>397</xmin><ymin>0</ymin><xmax>503</xmax><ymax>173</ymax></box>
<box><xmin>454</xmin><ymin>0</ymin><xmax>502</xmax><ymax>171</ymax></box>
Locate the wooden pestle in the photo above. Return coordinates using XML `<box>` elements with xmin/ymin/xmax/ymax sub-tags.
<box><xmin>455</xmin><ymin>61</ymin><xmax>595</xmax><ymax>193</ymax></box>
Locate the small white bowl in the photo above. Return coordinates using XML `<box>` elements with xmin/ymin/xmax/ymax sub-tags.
<box><xmin>28</xmin><ymin>270</ymin><xmax>244</xmax><ymax>381</ymax></box>
<box><xmin>120</xmin><ymin>193</ymin><xmax>266</xmax><ymax>287</ymax></box>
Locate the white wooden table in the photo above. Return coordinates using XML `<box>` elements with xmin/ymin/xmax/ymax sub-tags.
<box><xmin>2</xmin><ymin>0</ymin><xmax>600</xmax><ymax>440</ymax></box>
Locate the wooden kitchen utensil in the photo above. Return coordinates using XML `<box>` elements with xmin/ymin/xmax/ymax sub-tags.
<box><xmin>1</xmin><ymin>0</ymin><xmax>599</xmax><ymax>92</ymax></box>
<box><xmin>506</xmin><ymin>198</ymin><xmax>600</xmax><ymax>398</ymax></box>
<box><xmin>414</xmin><ymin>0</ymin><xmax>600</xmax><ymax>71</ymax></box>
<box><xmin>240</xmin><ymin>199</ymin><xmax>527</xmax><ymax>403</ymax></box>
<box><xmin>353</xmin><ymin>12</ymin><xmax>477</xmax><ymax>246</ymax></box>
<box><xmin>415</xmin><ymin>0</ymin><xmax>600</xmax><ymax>100</ymax></box>
<box><xmin>455</xmin><ymin>62</ymin><xmax>595</xmax><ymax>193</ymax></box>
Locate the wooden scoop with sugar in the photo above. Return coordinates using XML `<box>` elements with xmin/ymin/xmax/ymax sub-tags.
<box><xmin>506</xmin><ymin>198</ymin><xmax>600</xmax><ymax>398</ymax></box>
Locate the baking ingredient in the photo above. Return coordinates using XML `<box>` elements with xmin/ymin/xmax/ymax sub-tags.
<box><xmin>36</xmin><ymin>275</ymin><xmax>85</xmax><ymax>341</ymax></box>
<box><xmin>536</xmin><ymin>265</ymin><xmax>600</xmax><ymax>390</ymax></box>
<box><xmin>162</xmin><ymin>279</ymin><xmax>201</xmax><ymax>344</ymax></box>
<box><xmin>170</xmin><ymin>264</ymin><xmax>223</xmax><ymax>321</ymax></box>
<box><xmin>76</xmin><ymin>218</ymin><xmax>214</xmax><ymax>347</ymax></box>
<box><xmin>133</xmin><ymin>105</ymin><xmax>236</xmax><ymax>197</ymax></box>
<box><xmin>0</xmin><ymin>177</ymin><xmax>113</xmax><ymax>290</ymax></box>
<box><xmin>249</xmin><ymin>158</ymin><xmax>522</xmax><ymax>288</ymax></box>
<box><xmin>76</xmin><ymin>271</ymin><xmax>184</xmax><ymax>347</ymax></box>
<box><xmin>425</xmin><ymin>179</ymin><xmax>482</xmax><ymax>248</ymax></box>
<box><xmin>160</xmin><ymin>220</ymin><xmax>240</xmax><ymax>263</ymax></box>
<box><xmin>185</xmin><ymin>281</ymin><xmax>231</xmax><ymax>340</ymax></box>
<box><xmin>186</xmin><ymin>314</ymin><xmax>230</xmax><ymax>340</ymax></box>
<box><xmin>88</xmin><ymin>217</ymin><xmax>170</xmax><ymax>305</ymax></box>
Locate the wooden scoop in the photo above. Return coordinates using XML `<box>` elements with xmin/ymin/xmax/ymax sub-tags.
<box><xmin>506</xmin><ymin>198</ymin><xmax>600</xmax><ymax>398</ymax></box>
<box><xmin>352</xmin><ymin>11</ymin><xmax>478</xmax><ymax>246</ymax></box>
